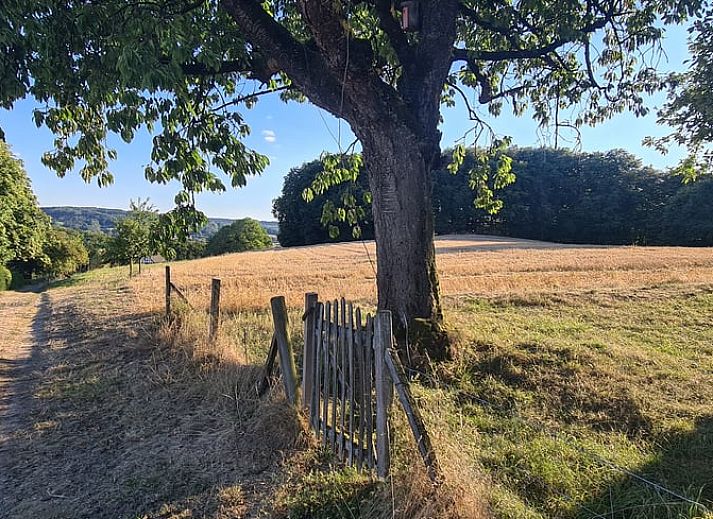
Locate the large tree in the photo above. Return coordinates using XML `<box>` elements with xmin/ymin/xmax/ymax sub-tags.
<box><xmin>648</xmin><ymin>7</ymin><xmax>713</xmax><ymax>179</ymax></box>
<box><xmin>0</xmin><ymin>0</ymin><xmax>702</xmax><ymax>343</ymax></box>
<box><xmin>0</xmin><ymin>141</ymin><xmax>50</xmax><ymax>271</ymax></box>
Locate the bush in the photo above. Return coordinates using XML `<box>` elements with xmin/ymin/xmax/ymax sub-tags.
<box><xmin>205</xmin><ymin>218</ymin><xmax>273</xmax><ymax>256</ymax></box>
<box><xmin>0</xmin><ymin>265</ymin><xmax>11</xmax><ymax>291</ymax></box>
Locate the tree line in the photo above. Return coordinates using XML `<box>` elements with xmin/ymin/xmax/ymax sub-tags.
<box><xmin>0</xmin><ymin>142</ymin><xmax>273</xmax><ymax>290</ymax></box>
<box><xmin>273</xmin><ymin>147</ymin><xmax>713</xmax><ymax>247</ymax></box>
<box><xmin>0</xmin><ymin>142</ymin><xmax>89</xmax><ymax>289</ymax></box>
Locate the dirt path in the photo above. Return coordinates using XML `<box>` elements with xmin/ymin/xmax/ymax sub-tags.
<box><xmin>0</xmin><ymin>290</ymin><xmax>49</xmax><ymax>439</ymax></box>
<box><xmin>0</xmin><ymin>280</ymin><xmax>300</xmax><ymax>519</ymax></box>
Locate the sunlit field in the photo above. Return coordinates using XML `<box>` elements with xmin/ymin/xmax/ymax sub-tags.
<box><xmin>135</xmin><ymin>234</ymin><xmax>713</xmax><ymax>313</ymax></box>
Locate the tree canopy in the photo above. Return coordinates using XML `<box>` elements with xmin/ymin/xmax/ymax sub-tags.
<box><xmin>275</xmin><ymin>148</ymin><xmax>713</xmax><ymax>247</ymax></box>
<box><xmin>107</xmin><ymin>200</ymin><xmax>159</xmax><ymax>274</ymax></box>
<box><xmin>0</xmin><ymin>141</ymin><xmax>50</xmax><ymax>267</ymax></box>
<box><xmin>649</xmin><ymin>7</ymin><xmax>713</xmax><ymax>179</ymax></box>
<box><xmin>1</xmin><ymin>0</ymin><xmax>704</xmax><ymax>341</ymax></box>
<box><xmin>273</xmin><ymin>159</ymin><xmax>373</xmax><ymax>246</ymax></box>
<box><xmin>42</xmin><ymin>227</ymin><xmax>89</xmax><ymax>278</ymax></box>
<box><xmin>205</xmin><ymin>217</ymin><xmax>273</xmax><ymax>256</ymax></box>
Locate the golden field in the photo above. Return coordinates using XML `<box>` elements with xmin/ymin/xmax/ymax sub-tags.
<box><xmin>135</xmin><ymin>234</ymin><xmax>713</xmax><ymax>313</ymax></box>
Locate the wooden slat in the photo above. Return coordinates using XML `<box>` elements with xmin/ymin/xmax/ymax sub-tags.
<box><xmin>355</xmin><ymin>307</ymin><xmax>365</xmax><ymax>470</ymax></box>
<box><xmin>365</xmin><ymin>314</ymin><xmax>375</xmax><ymax>469</ymax></box>
<box><xmin>302</xmin><ymin>293</ymin><xmax>318</xmax><ymax>413</ymax></box>
<box><xmin>331</xmin><ymin>300</ymin><xmax>339</xmax><ymax>453</ymax></box>
<box><xmin>271</xmin><ymin>296</ymin><xmax>298</xmax><ymax>405</ymax></box>
<box><xmin>322</xmin><ymin>301</ymin><xmax>332</xmax><ymax>447</ymax></box>
<box><xmin>347</xmin><ymin>301</ymin><xmax>355</xmax><ymax>467</ymax></box>
<box><xmin>374</xmin><ymin>311</ymin><xmax>393</xmax><ymax>479</ymax></box>
<box><xmin>316</xmin><ymin>420</ymin><xmax>371</xmax><ymax>461</ymax></box>
<box><xmin>313</xmin><ymin>302</ymin><xmax>324</xmax><ymax>433</ymax></box>
<box><xmin>385</xmin><ymin>344</ymin><xmax>442</xmax><ymax>484</ymax></box>
<box><xmin>339</xmin><ymin>298</ymin><xmax>347</xmax><ymax>460</ymax></box>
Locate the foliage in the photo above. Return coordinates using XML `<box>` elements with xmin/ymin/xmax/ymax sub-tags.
<box><xmin>173</xmin><ymin>239</ymin><xmax>207</xmax><ymax>261</ymax></box>
<box><xmin>43</xmin><ymin>227</ymin><xmax>89</xmax><ymax>278</ymax></box>
<box><xmin>273</xmin><ymin>160</ymin><xmax>374</xmax><ymax>246</ymax></box>
<box><xmin>204</xmin><ymin>218</ymin><xmax>272</xmax><ymax>256</ymax></box>
<box><xmin>647</xmin><ymin>8</ymin><xmax>713</xmax><ymax>179</ymax></box>
<box><xmin>0</xmin><ymin>264</ymin><xmax>11</xmax><ymax>291</ymax></box>
<box><xmin>107</xmin><ymin>200</ymin><xmax>159</xmax><ymax>266</ymax></box>
<box><xmin>82</xmin><ymin>230</ymin><xmax>111</xmax><ymax>269</ymax></box>
<box><xmin>659</xmin><ymin>177</ymin><xmax>713</xmax><ymax>245</ymax></box>
<box><xmin>276</xmin><ymin>147</ymin><xmax>695</xmax><ymax>247</ymax></box>
<box><xmin>0</xmin><ymin>141</ymin><xmax>50</xmax><ymax>267</ymax></box>
<box><xmin>43</xmin><ymin>206</ymin><xmax>127</xmax><ymax>234</ymax></box>
<box><xmin>43</xmin><ymin>206</ymin><xmax>275</xmax><ymax>241</ymax></box>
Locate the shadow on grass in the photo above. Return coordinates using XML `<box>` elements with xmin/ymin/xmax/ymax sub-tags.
<box><xmin>576</xmin><ymin>416</ymin><xmax>713</xmax><ymax>519</ymax></box>
<box><xmin>0</xmin><ymin>285</ymin><xmax>305</xmax><ymax>519</ymax></box>
<box><xmin>448</xmin><ymin>339</ymin><xmax>713</xmax><ymax>518</ymax></box>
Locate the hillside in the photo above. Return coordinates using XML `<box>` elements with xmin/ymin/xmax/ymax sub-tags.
<box><xmin>42</xmin><ymin>206</ymin><xmax>279</xmax><ymax>238</ymax></box>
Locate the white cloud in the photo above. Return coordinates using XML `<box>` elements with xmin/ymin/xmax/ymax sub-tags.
<box><xmin>262</xmin><ymin>129</ymin><xmax>276</xmax><ymax>143</ymax></box>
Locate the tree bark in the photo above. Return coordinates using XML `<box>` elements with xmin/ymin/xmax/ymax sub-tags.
<box><xmin>356</xmin><ymin>121</ymin><xmax>445</xmax><ymax>354</ymax></box>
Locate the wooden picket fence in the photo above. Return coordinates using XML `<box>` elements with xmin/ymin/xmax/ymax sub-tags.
<box><xmin>300</xmin><ymin>293</ymin><xmax>441</xmax><ymax>482</ymax></box>
<box><xmin>163</xmin><ymin>269</ymin><xmax>440</xmax><ymax>483</ymax></box>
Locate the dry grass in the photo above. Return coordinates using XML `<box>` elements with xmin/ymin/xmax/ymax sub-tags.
<box><xmin>134</xmin><ymin>234</ymin><xmax>713</xmax><ymax>313</ymax></box>
<box><xmin>4</xmin><ymin>234</ymin><xmax>713</xmax><ymax>518</ymax></box>
<box><xmin>0</xmin><ymin>273</ymin><xmax>306</xmax><ymax>518</ymax></box>
<box><xmin>127</xmin><ymin>234</ymin><xmax>713</xmax><ymax>518</ymax></box>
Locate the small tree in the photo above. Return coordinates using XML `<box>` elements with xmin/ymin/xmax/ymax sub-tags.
<box><xmin>108</xmin><ymin>200</ymin><xmax>159</xmax><ymax>275</ymax></box>
<box><xmin>205</xmin><ymin>218</ymin><xmax>272</xmax><ymax>256</ymax></box>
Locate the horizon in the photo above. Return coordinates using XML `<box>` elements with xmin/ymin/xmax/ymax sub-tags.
<box><xmin>41</xmin><ymin>205</ymin><xmax>278</xmax><ymax>222</ymax></box>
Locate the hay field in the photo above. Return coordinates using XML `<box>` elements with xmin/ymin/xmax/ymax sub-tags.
<box><xmin>136</xmin><ymin>234</ymin><xmax>713</xmax><ymax>313</ymax></box>
<box><xmin>125</xmin><ymin>234</ymin><xmax>713</xmax><ymax>518</ymax></box>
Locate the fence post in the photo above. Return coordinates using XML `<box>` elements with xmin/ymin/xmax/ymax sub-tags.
<box><xmin>374</xmin><ymin>310</ymin><xmax>393</xmax><ymax>480</ymax></box>
<box><xmin>209</xmin><ymin>278</ymin><xmax>221</xmax><ymax>342</ymax></box>
<box><xmin>302</xmin><ymin>293</ymin><xmax>318</xmax><ymax>414</ymax></box>
<box><xmin>165</xmin><ymin>266</ymin><xmax>171</xmax><ymax>316</ymax></box>
<box><xmin>271</xmin><ymin>296</ymin><xmax>299</xmax><ymax>405</ymax></box>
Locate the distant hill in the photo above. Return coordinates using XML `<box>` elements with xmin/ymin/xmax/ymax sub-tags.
<box><xmin>42</xmin><ymin>206</ymin><xmax>278</xmax><ymax>239</ymax></box>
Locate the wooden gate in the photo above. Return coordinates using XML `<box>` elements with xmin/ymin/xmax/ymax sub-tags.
<box><xmin>301</xmin><ymin>293</ymin><xmax>394</xmax><ymax>477</ymax></box>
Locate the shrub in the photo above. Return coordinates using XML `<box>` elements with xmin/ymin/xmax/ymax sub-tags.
<box><xmin>205</xmin><ymin>218</ymin><xmax>272</xmax><ymax>256</ymax></box>
<box><xmin>0</xmin><ymin>265</ymin><xmax>11</xmax><ymax>291</ymax></box>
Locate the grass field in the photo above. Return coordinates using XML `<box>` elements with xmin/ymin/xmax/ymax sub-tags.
<box><xmin>3</xmin><ymin>234</ymin><xmax>712</xmax><ymax>518</ymax></box>
<box><xmin>129</xmin><ymin>235</ymin><xmax>713</xmax><ymax>518</ymax></box>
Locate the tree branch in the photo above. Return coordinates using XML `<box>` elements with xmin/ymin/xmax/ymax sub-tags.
<box><xmin>372</xmin><ymin>0</ymin><xmax>413</xmax><ymax>66</ymax></box>
<box><xmin>219</xmin><ymin>0</ymin><xmax>348</xmax><ymax>116</ymax></box>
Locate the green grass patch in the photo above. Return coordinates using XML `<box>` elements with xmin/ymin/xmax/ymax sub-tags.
<box><xmin>425</xmin><ymin>287</ymin><xmax>713</xmax><ymax>518</ymax></box>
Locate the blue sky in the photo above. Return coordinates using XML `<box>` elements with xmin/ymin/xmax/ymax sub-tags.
<box><xmin>0</xmin><ymin>26</ymin><xmax>691</xmax><ymax>221</ymax></box>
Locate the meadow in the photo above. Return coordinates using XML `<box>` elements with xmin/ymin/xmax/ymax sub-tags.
<box><xmin>129</xmin><ymin>234</ymin><xmax>713</xmax><ymax>518</ymax></box>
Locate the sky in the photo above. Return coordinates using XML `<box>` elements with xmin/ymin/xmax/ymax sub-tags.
<box><xmin>0</xmin><ymin>26</ymin><xmax>691</xmax><ymax>221</ymax></box>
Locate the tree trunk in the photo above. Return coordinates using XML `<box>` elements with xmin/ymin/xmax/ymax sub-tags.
<box><xmin>358</xmin><ymin>123</ymin><xmax>447</xmax><ymax>359</ymax></box>
<box><xmin>129</xmin><ymin>259</ymin><xmax>133</xmax><ymax>277</ymax></box>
